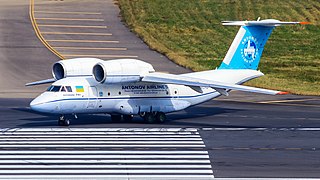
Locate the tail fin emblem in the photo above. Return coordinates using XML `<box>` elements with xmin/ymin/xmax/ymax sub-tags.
<box><xmin>241</xmin><ymin>37</ymin><xmax>258</xmax><ymax>63</ymax></box>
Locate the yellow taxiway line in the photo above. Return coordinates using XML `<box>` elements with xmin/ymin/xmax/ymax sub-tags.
<box><xmin>53</xmin><ymin>47</ymin><xmax>127</xmax><ymax>50</ymax></box>
<box><xmin>34</xmin><ymin>11</ymin><xmax>101</xmax><ymax>15</ymax></box>
<box><xmin>29</xmin><ymin>0</ymin><xmax>64</xmax><ymax>59</ymax></box>
<box><xmin>46</xmin><ymin>40</ymin><xmax>119</xmax><ymax>43</ymax></box>
<box><xmin>62</xmin><ymin>54</ymin><xmax>138</xmax><ymax>58</ymax></box>
<box><xmin>38</xmin><ymin>24</ymin><xmax>107</xmax><ymax>28</ymax></box>
<box><xmin>35</xmin><ymin>17</ymin><xmax>104</xmax><ymax>21</ymax></box>
<box><xmin>41</xmin><ymin>32</ymin><xmax>112</xmax><ymax>36</ymax></box>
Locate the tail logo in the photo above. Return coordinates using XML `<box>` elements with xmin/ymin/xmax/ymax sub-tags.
<box><xmin>241</xmin><ymin>36</ymin><xmax>258</xmax><ymax>64</ymax></box>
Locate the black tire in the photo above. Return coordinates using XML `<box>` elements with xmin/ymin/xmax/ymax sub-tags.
<box><xmin>58</xmin><ymin>120</ymin><xmax>64</xmax><ymax>126</ymax></box>
<box><xmin>123</xmin><ymin>115</ymin><xmax>133</xmax><ymax>122</ymax></box>
<box><xmin>64</xmin><ymin>119</ymin><xmax>70</xmax><ymax>126</ymax></box>
<box><xmin>139</xmin><ymin>112</ymin><xmax>146</xmax><ymax>118</ymax></box>
<box><xmin>111</xmin><ymin>115</ymin><xmax>122</xmax><ymax>122</ymax></box>
<box><xmin>156</xmin><ymin>112</ymin><xmax>166</xmax><ymax>123</ymax></box>
<box><xmin>144</xmin><ymin>113</ymin><xmax>156</xmax><ymax>124</ymax></box>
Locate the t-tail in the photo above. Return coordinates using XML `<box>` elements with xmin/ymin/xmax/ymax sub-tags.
<box><xmin>218</xmin><ymin>19</ymin><xmax>309</xmax><ymax>70</ymax></box>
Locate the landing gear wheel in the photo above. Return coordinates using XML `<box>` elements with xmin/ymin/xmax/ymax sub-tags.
<box><xmin>58</xmin><ymin>120</ymin><xmax>64</xmax><ymax>126</ymax></box>
<box><xmin>123</xmin><ymin>115</ymin><xmax>133</xmax><ymax>122</ymax></box>
<box><xmin>58</xmin><ymin>115</ymin><xmax>70</xmax><ymax>126</ymax></box>
<box><xmin>111</xmin><ymin>115</ymin><xmax>122</xmax><ymax>122</ymax></box>
<box><xmin>144</xmin><ymin>113</ymin><xmax>156</xmax><ymax>124</ymax></box>
<box><xmin>63</xmin><ymin>119</ymin><xmax>70</xmax><ymax>126</ymax></box>
<box><xmin>139</xmin><ymin>112</ymin><xmax>146</xmax><ymax>118</ymax></box>
<box><xmin>156</xmin><ymin>112</ymin><xmax>166</xmax><ymax>123</ymax></box>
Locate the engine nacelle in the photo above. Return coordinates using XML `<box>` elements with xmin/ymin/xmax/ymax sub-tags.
<box><xmin>93</xmin><ymin>59</ymin><xmax>155</xmax><ymax>84</ymax></box>
<box><xmin>52</xmin><ymin>58</ymin><xmax>103</xmax><ymax>80</ymax></box>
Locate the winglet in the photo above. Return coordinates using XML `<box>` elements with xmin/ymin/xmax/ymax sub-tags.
<box><xmin>276</xmin><ymin>91</ymin><xmax>289</xmax><ymax>95</ymax></box>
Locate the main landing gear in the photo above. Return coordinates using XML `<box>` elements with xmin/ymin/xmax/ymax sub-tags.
<box><xmin>58</xmin><ymin>115</ymin><xmax>70</xmax><ymax>126</ymax></box>
<box><xmin>141</xmin><ymin>112</ymin><xmax>166</xmax><ymax>124</ymax></box>
<box><xmin>110</xmin><ymin>112</ymin><xmax>167</xmax><ymax>124</ymax></box>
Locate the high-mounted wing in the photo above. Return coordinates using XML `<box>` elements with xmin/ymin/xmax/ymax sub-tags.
<box><xmin>25</xmin><ymin>78</ymin><xmax>56</xmax><ymax>86</ymax></box>
<box><xmin>142</xmin><ymin>73</ymin><xmax>287</xmax><ymax>96</ymax></box>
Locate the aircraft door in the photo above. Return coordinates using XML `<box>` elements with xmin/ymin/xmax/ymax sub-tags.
<box><xmin>87</xmin><ymin>86</ymin><xmax>98</xmax><ymax>109</ymax></box>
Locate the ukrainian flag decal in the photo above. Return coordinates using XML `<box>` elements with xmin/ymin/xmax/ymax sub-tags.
<box><xmin>75</xmin><ymin>86</ymin><xmax>84</xmax><ymax>92</ymax></box>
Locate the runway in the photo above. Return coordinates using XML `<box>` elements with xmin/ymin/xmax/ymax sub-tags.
<box><xmin>0</xmin><ymin>128</ymin><xmax>213</xmax><ymax>179</ymax></box>
<box><xmin>0</xmin><ymin>0</ymin><xmax>319</xmax><ymax>178</ymax></box>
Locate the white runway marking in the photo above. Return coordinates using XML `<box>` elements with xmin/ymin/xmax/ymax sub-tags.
<box><xmin>0</xmin><ymin>150</ymin><xmax>208</xmax><ymax>154</ymax></box>
<box><xmin>0</xmin><ymin>128</ymin><xmax>214</xmax><ymax>179</ymax></box>
<box><xmin>0</xmin><ymin>164</ymin><xmax>212</xmax><ymax>169</ymax></box>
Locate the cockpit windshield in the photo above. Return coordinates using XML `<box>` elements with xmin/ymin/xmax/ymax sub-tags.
<box><xmin>47</xmin><ymin>86</ymin><xmax>61</xmax><ymax>92</ymax></box>
<box><xmin>46</xmin><ymin>86</ymin><xmax>73</xmax><ymax>92</ymax></box>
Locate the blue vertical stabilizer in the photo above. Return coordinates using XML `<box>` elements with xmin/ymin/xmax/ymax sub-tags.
<box><xmin>219</xmin><ymin>25</ymin><xmax>274</xmax><ymax>70</ymax></box>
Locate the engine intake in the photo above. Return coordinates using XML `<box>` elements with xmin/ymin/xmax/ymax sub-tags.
<box><xmin>52</xmin><ymin>58</ymin><xmax>103</xmax><ymax>80</ymax></box>
<box><xmin>93</xmin><ymin>59</ymin><xmax>155</xmax><ymax>84</ymax></box>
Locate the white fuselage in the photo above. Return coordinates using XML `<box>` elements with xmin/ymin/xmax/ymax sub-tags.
<box><xmin>30</xmin><ymin>69</ymin><xmax>263</xmax><ymax>115</ymax></box>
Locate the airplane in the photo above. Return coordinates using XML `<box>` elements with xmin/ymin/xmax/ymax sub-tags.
<box><xmin>26</xmin><ymin>19</ymin><xmax>308</xmax><ymax>126</ymax></box>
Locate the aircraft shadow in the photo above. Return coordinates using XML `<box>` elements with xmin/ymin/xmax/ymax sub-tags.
<box><xmin>11</xmin><ymin>106</ymin><xmax>247</xmax><ymax>128</ymax></box>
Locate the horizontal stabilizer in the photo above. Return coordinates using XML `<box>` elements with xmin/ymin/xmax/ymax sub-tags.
<box><xmin>25</xmin><ymin>78</ymin><xmax>56</xmax><ymax>86</ymax></box>
<box><xmin>222</xmin><ymin>19</ymin><xmax>310</xmax><ymax>27</ymax></box>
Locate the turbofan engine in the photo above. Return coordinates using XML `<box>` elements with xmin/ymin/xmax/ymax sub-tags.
<box><xmin>52</xmin><ymin>58</ymin><xmax>103</xmax><ymax>80</ymax></box>
<box><xmin>92</xmin><ymin>59</ymin><xmax>155</xmax><ymax>83</ymax></box>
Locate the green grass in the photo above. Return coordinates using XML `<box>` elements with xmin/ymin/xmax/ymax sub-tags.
<box><xmin>118</xmin><ymin>0</ymin><xmax>320</xmax><ymax>95</ymax></box>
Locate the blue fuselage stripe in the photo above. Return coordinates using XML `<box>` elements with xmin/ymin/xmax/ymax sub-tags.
<box><xmin>44</xmin><ymin>91</ymin><xmax>217</xmax><ymax>104</ymax></box>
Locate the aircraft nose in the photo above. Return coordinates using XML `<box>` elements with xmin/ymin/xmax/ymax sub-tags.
<box><xmin>30</xmin><ymin>94</ymin><xmax>53</xmax><ymax>113</ymax></box>
<box><xmin>30</xmin><ymin>97</ymin><xmax>45</xmax><ymax>112</ymax></box>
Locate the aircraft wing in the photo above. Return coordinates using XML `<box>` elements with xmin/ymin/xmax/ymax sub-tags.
<box><xmin>25</xmin><ymin>78</ymin><xmax>56</xmax><ymax>86</ymax></box>
<box><xmin>142</xmin><ymin>73</ymin><xmax>287</xmax><ymax>96</ymax></box>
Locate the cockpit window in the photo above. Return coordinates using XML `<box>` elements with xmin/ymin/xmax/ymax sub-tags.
<box><xmin>60</xmin><ymin>86</ymin><xmax>66</xmax><ymax>92</ymax></box>
<box><xmin>66</xmin><ymin>86</ymin><xmax>72</xmax><ymax>92</ymax></box>
<box><xmin>46</xmin><ymin>86</ymin><xmax>54</xmax><ymax>91</ymax></box>
<box><xmin>46</xmin><ymin>85</ymin><xmax>61</xmax><ymax>92</ymax></box>
<box><xmin>51</xmin><ymin>86</ymin><xmax>61</xmax><ymax>92</ymax></box>
<box><xmin>47</xmin><ymin>85</ymin><xmax>73</xmax><ymax>92</ymax></box>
